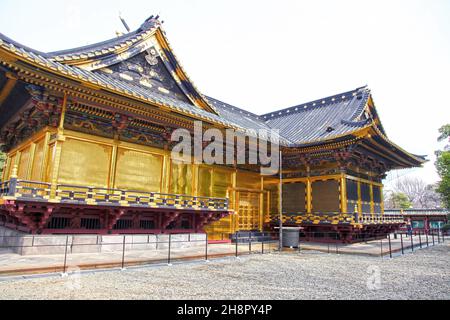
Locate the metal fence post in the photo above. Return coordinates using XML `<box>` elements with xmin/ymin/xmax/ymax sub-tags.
<box><xmin>235</xmin><ymin>236</ymin><xmax>238</xmax><ymax>258</ymax></box>
<box><xmin>419</xmin><ymin>231</ymin><xmax>422</xmax><ymax>249</ymax></box>
<box><xmin>121</xmin><ymin>235</ymin><xmax>126</xmax><ymax>270</ymax></box>
<box><xmin>426</xmin><ymin>230</ymin><xmax>429</xmax><ymax>247</ymax></box>
<box><xmin>400</xmin><ymin>233</ymin><xmax>404</xmax><ymax>255</ymax></box>
<box><xmin>205</xmin><ymin>234</ymin><xmax>208</xmax><ymax>262</ymax></box>
<box><xmin>249</xmin><ymin>234</ymin><xmax>252</xmax><ymax>255</ymax></box>
<box><xmin>168</xmin><ymin>234</ymin><xmax>172</xmax><ymax>265</ymax></box>
<box><xmin>432</xmin><ymin>229</ymin><xmax>435</xmax><ymax>246</ymax></box>
<box><xmin>410</xmin><ymin>232</ymin><xmax>414</xmax><ymax>252</ymax></box>
<box><xmin>380</xmin><ymin>238</ymin><xmax>383</xmax><ymax>258</ymax></box>
<box><xmin>63</xmin><ymin>235</ymin><xmax>69</xmax><ymax>274</ymax></box>
<box><xmin>335</xmin><ymin>233</ymin><xmax>339</xmax><ymax>254</ymax></box>
<box><xmin>388</xmin><ymin>234</ymin><xmax>392</xmax><ymax>259</ymax></box>
<box><xmin>438</xmin><ymin>228</ymin><xmax>441</xmax><ymax>244</ymax></box>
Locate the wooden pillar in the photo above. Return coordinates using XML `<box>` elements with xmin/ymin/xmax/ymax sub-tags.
<box><xmin>357</xmin><ymin>179</ymin><xmax>362</xmax><ymax>214</ymax></box>
<box><xmin>370</xmin><ymin>183</ymin><xmax>375</xmax><ymax>216</ymax></box>
<box><xmin>192</xmin><ymin>164</ymin><xmax>199</xmax><ymax>197</ymax></box>
<box><xmin>380</xmin><ymin>184</ymin><xmax>385</xmax><ymax>215</ymax></box>
<box><xmin>232</xmin><ymin>170</ymin><xmax>237</xmax><ymax>233</ymax></box>
<box><xmin>340</xmin><ymin>172</ymin><xmax>347</xmax><ymax>214</ymax></box>
<box><xmin>49</xmin><ymin>93</ymin><xmax>68</xmax><ymax>200</ymax></box>
<box><xmin>162</xmin><ymin>149</ymin><xmax>171</xmax><ymax>194</ymax></box>
<box><xmin>259</xmin><ymin>176</ymin><xmax>264</xmax><ymax>232</ymax></box>
<box><xmin>49</xmin><ymin>138</ymin><xmax>64</xmax><ymax>200</ymax></box>
<box><xmin>2</xmin><ymin>156</ymin><xmax>9</xmax><ymax>181</ymax></box>
<box><xmin>39</xmin><ymin>131</ymin><xmax>51</xmax><ymax>182</ymax></box>
<box><xmin>109</xmin><ymin>143</ymin><xmax>118</xmax><ymax>189</ymax></box>
<box><xmin>306</xmin><ymin>166</ymin><xmax>312</xmax><ymax>214</ymax></box>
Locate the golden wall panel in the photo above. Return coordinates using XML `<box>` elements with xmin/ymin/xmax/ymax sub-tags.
<box><xmin>212</xmin><ymin>170</ymin><xmax>232</xmax><ymax>198</ymax></box>
<box><xmin>5</xmin><ymin>153</ymin><xmax>15</xmax><ymax>179</ymax></box>
<box><xmin>58</xmin><ymin>138</ymin><xmax>112</xmax><ymax>188</ymax></box>
<box><xmin>115</xmin><ymin>148</ymin><xmax>163</xmax><ymax>192</ymax></box>
<box><xmin>45</xmin><ymin>143</ymin><xmax>55</xmax><ymax>183</ymax></box>
<box><xmin>31</xmin><ymin>139</ymin><xmax>45</xmax><ymax>181</ymax></box>
<box><xmin>283</xmin><ymin>182</ymin><xmax>306</xmax><ymax>214</ymax></box>
<box><xmin>264</xmin><ymin>180</ymin><xmax>279</xmax><ymax>217</ymax></box>
<box><xmin>236</xmin><ymin>171</ymin><xmax>261</xmax><ymax>190</ymax></box>
<box><xmin>198</xmin><ymin>167</ymin><xmax>212</xmax><ymax>197</ymax></box>
<box><xmin>312</xmin><ymin>180</ymin><xmax>340</xmax><ymax>213</ymax></box>
<box><xmin>169</xmin><ymin>162</ymin><xmax>193</xmax><ymax>196</ymax></box>
<box><xmin>18</xmin><ymin>147</ymin><xmax>30</xmax><ymax>179</ymax></box>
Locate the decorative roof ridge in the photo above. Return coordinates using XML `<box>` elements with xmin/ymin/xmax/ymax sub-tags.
<box><xmin>287</xmin><ymin>124</ymin><xmax>372</xmax><ymax>148</ymax></box>
<box><xmin>341</xmin><ymin>118</ymin><xmax>372</xmax><ymax>127</ymax></box>
<box><xmin>0</xmin><ymin>32</ymin><xmax>49</xmax><ymax>57</ymax></box>
<box><xmin>261</xmin><ymin>86</ymin><xmax>368</xmax><ymax>121</ymax></box>
<box><xmin>47</xmin><ymin>16</ymin><xmax>161</xmax><ymax>61</ymax></box>
<box><xmin>348</xmin><ymin>86</ymin><xmax>372</xmax><ymax>121</ymax></box>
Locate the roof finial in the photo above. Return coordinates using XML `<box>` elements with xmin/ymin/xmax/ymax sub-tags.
<box><xmin>119</xmin><ymin>13</ymin><xmax>131</xmax><ymax>32</ymax></box>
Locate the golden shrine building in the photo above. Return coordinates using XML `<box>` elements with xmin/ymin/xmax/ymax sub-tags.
<box><xmin>0</xmin><ymin>16</ymin><xmax>426</xmax><ymax>242</ymax></box>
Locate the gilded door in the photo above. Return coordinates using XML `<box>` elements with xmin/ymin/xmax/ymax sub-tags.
<box><xmin>237</xmin><ymin>191</ymin><xmax>261</xmax><ymax>231</ymax></box>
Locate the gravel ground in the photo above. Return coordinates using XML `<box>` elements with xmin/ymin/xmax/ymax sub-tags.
<box><xmin>0</xmin><ymin>243</ymin><xmax>449</xmax><ymax>300</ymax></box>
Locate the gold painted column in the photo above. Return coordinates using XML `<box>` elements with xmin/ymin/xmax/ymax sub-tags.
<box><xmin>1</xmin><ymin>156</ymin><xmax>8</xmax><ymax>181</ymax></box>
<box><xmin>49</xmin><ymin>93</ymin><xmax>68</xmax><ymax>200</ymax></box>
<box><xmin>192</xmin><ymin>164</ymin><xmax>199</xmax><ymax>197</ymax></box>
<box><xmin>109</xmin><ymin>143</ymin><xmax>118</xmax><ymax>189</ymax></box>
<box><xmin>39</xmin><ymin>132</ymin><xmax>51</xmax><ymax>182</ymax></box>
<box><xmin>306</xmin><ymin>167</ymin><xmax>312</xmax><ymax>214</ymax></box>
<box><xmin>340</xmin><ymin>172</ymin><xmax>347</xmax><ymax>214</ymax></box>
<box><xmin>357</xmin><ymin>180</ymin><xmax>362</xmax><ymax>214</ymax></box>
<box><xmin>259</xmin><ymin>176</ymin><xmax>264</xmax><ymax>232</ymax></box>
<box><xmin>49</xmin><ymin>137</ymin><xmax>64</xmax><ymax>201</ymax></box>
<box><xmin>162</xmin><ymin>149</ymin><xmax>171</xmax><ymax>194</ymax></box>
<box><xmin>232</xmin><ymin>170</ymin><xmax>238</xmax><ymax>233</ymax></box>
<box><xmin>370</xmin><ymin>183</ymin><xmax>375</xmax><ymax>216</ymax></box>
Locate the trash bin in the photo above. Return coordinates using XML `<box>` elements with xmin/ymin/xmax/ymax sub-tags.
<box><xmin>280</xmin><ymin>227</ymin><xmax>302</xmax><ymax>248</ymax></box>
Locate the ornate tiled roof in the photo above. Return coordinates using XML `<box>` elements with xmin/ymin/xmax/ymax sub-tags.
<box><xmin>0</xmin><ymin>17</ymin><xmax>429</xmax><ymax>165</ymax></box>
<box><xmin>262</xmin><ymin>87</ymin><xmax>372</xmax><ymax>145</ymax></box>
<box><xmin>47</xmin><ymin>16</ymin><xmax>161</xmax><ymax>63</ymax></box>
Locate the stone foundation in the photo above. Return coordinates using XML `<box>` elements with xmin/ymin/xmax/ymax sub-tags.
<box><xmin>0</xmin><ymin>226</ymin><xmax>206</xmax><ymax>256</ymax></box>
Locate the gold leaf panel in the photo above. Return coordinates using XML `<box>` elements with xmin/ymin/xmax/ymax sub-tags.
<box><xmin>31</xmin><ymin>139</ymin><xmax>45</xmax><ymax>181</ymax></box>
<box><xmin>115</xmin><ymin>148</ymin><xmax>163</xmax><ymax>192</ymax></box>
<box><xmin>198</xmin><ymin>167</ymin><xmax>212</xmax><ymax>197</ymax></box>
<box><xmin>18</xmin><ymin>147</ymin><xmax>30</xmax><ymax>179</ymax></box>
<box><xmin>169</xmin><ymin>162</ymin><xmax>192</xmax><ymax>196</ymax></box>
<box><xmin>58</xmin><ymin>139</ymin><xmax>112</xmax><ymax>188</ymax></box>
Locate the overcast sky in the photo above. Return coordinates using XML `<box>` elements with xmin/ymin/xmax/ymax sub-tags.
<box><xmin>1</xmin><ymin>0</ymin><xmax>449</xmax><ymax>187</ymax></box>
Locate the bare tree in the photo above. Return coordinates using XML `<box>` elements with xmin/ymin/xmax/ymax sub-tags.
<box><xmin>393</xmin><ymin>177</ymin><xmax>442</xmax><ymax>209</ymax></box>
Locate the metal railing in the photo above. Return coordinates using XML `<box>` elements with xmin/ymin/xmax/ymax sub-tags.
<box><xmin>0</xmin><ymin>231</ymin><xmax>281</xmax><ymax>276</ymax></box>
<box><xmin>276</xmin><ymin>212</ymin><xmax>406</xmax><ymax>225</ymax></box>
<box><xmin>298</xmin><ymin>229</ymin><xmax>447</xmax><ymax>258</ymax></box>
<box><xmin>0</xmin><ymin>228</ymin><xmax>446</xmax><ymax>276</ymax></box>
<box><xmin>0</xmin><ymin>178</ymin><xmax>229</xmax><ymax>211</ymax></box>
